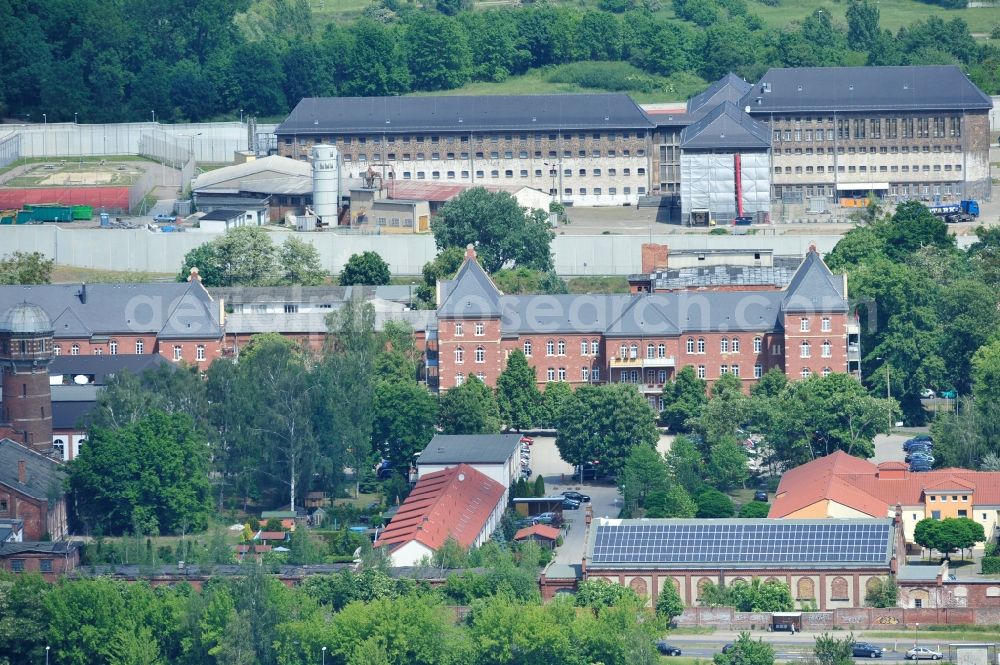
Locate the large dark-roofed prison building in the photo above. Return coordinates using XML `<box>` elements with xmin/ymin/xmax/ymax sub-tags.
<box><xmin>747</xmin><ymin>65</ymin><xmax>993</xmax><ymax>204</ymax></box>
<box><xmin>584</xmin><ymin>518</ymin><xmax>898</xmax><ymax>610</ymax></box>
<box><xmin>274</xmin><ymin>94</ymin><xmax>655</xmax><ymax>207</ymax></box>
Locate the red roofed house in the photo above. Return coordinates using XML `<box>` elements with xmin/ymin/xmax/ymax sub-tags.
<box><xmin>770</xmin><ymin>451</ymin><xmax>1000</xmax><ymax>550</ymax></box>
<box><xmin>513</xmin><ymin>524</ymin><xmax>561</xmax><ymax>549</ymax></box>
<box><xmin>375</xmin><ymin>463</ymin><xmax>506</xmax><ymax>567</ymax></box>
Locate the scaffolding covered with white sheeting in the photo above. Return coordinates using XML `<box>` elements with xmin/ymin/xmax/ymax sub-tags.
<box><xmin>680</xmin><ymin>152</ymin><xmax>770</xmax><ymax>225</ymax></box>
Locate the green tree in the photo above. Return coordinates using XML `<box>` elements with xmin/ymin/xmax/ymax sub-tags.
<box><xmin>0</xmin><ymin>251</ymin><xmax>54</xmax><ymax>284</ymax></box>
<box><xmin>655</xmin><ymin>580</ymin><xmax>685</xmax><ymax>624</ymax></box>
<box><xmin>432</xmin><ymin>188</ymin><xmax>554</xmax><ymax>272</ymax></box>
<box><xmin>864</xmin><ymin>577</ymin><xmax>898</xmax><ymax>608</ymax></box>
<box><xmin>661</xmin><ymin>366</ymin><xmax>707</xmax><ymax>432</ymax></box>
<box><xmin>749</xmin><ymin>367</ymin><xmax>788</xmax><ymax>398</ymax></box>
<box><xmin>846</xmin><ymin>0</ymin><xmax>881</xmax><ymax>50</ymax></box>
<box><xmin>496</xmin><ymin>350</ymin><xmax>542</xmax><ymax>431</ymax></box>
<box><xmin>708</xmin><ymin>438</ymin><xmax>749</xmax><ymax>490</ymax></box>
<box><xmin>533</xmin><ymin>475</ymin><xmax>545</xmax><ymax>497</ymax></box>
<box><xmin>878</xmin><ymin>201</ymin><xmax>955</xmax><ymax>261</ymax></box>
<box><xmin>405</xmin><ymin>12</ymin><xmax>472</xmax><ymax>90</ymax></box>
<box><xmin>555</xmin><ymin>383</ymin><xmax>659</xmax><ymax>479</ymax></box>
<box><xmin>540</xmin><ymin>381</ymin><xmax>575</xmax><ymax>428</ymax></box>
<box><xmin>0</xmin><ymin>572</ymin><xmax>50</xmax><ymax>665</ymax></box>
<box><xmin>177</xmin><ymin>243</ymin><xmax>225</xmax><ymax>285</ymax></box>
<box><xmin>372</xmin><ymin>381</ymin><xmax>438</xmax><ymax>472</ymax></box>
<box><xmin>729</xmin><ymin>578</ymin><xmax>794</xmax><ymax>612</ymax></box>
<box><xmin>737</xmin><ymin>501</ymin><xmax>770</xmax><ymax>518</ymax></box>
<box><xmin>340</xmin><ymin>251</ymin><xmax>391</xmax><ymax>286</ymax></box>
<box><xmin>279</xmin><ymin>235</ymin><xmax>326</xmax><ymax>285</ymax></box>
<box><xmin>417</xmin><ymin>246</ymin><xmax>465</xmax><ymax>306</ymax></box>
<box><xmin>814</xmin><ymin>633</ymin><xmax>855</xmax><ymax>665</ymax></box>
<box><xmin>215</xmin><ymin>226</ymin><xmax>280</xmax><ymax>286</ymax></box>
<box><xmin>973</xmin><ymin>339</ymin><xmax>1000</xmax><ymax>408</ymax></box>
<box><xmin>695</xmin><ymin>487</ymin><xmax>735</xmax><ymax>518</ymax></box>
<box><xmin>491</xmin><ymin>268</ymin><xmax>567</xmax><ymax>295</ymax></box>
<box><xmin>69</xmin><ymin>411</ymin><xmax>211</xmax><ymax>535</ymax></box>
<box><xmin>647</xmin><ymin>484</ymin><xmax>697</xmax><ymax>518</ymax></box>
<box><xmin>439</xmin><ymin>375</ymin><xmax>501</xmax><ymax>434</ymax></box>
<box><xmin>574</xmin><ymin>579</ymin><xmax>643</xmax><ymax>611</ymax></box>
<box><xmin>713</xmin><ymin>631</ymin><xmax>775</xmax><ymax>665</ymax></box>
<box><xmin>621</xmin><ymin>444</ymin><xmax>671</xmax><ymax>515</ymax></box>
<box><xmin>666</xmin><ymin>434</ymin><xmax>706</xmax><ymax>495</ymax></box>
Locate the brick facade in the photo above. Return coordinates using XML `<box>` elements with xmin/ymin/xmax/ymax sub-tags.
<box><xmin>51</xmin><ymin>335</ymin><xmax>223</xmax><ymax>370</ymax></box>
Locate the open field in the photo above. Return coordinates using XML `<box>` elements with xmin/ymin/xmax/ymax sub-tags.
<box><xmin>50</xmin><ymin>265</ymin><xmax>172</xmax><ymax>284</ymax></box>
<box><xmin>2</xmin><ymin>160</ymin><xmax>144</xmax><ymax>188</ymax></box>
<box><xmin>0</xmin><ymin>155</ymin><xmax>152</xmax><ymax>179</ymax></box>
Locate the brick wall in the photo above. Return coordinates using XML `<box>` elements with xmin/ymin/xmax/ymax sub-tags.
<box><xmin>0</xmin><ymin>549</ymin><xmax>78</xmax><ymax>581</ymax></box>
<box><xmin>51</xmin><ymin>335</ymin><xmax>223</xmax><ymax>370</ymax></box>
<box><xmin>0</xmin><ymin>483</ymin><xmax>65</xmax><ymax>540</ymax></box>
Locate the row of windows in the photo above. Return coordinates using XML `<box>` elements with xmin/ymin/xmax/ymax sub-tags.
<box><xmin>346</xmin><ymin>149</ymin><xmax>645</xmax><ymax>162</ymax></box>
<box><xmin>777</xmin><ymin>164</ymin><xmax>962</xmax><ymax>175</ymax></box>
<box><xmin>800</xmin><ymin>341</ymin><xmax>835</xmax><ymax>358</ymax></box>
<box><xmin>454</xmin><ymin>346</ymin><xmax>487</xmax><ymax>364</ymax></box>
<box><xmin>800</xmin><ymin>318</ymin><xmax>832</xmax><ymax>332</ymax></box>
<box><xmin>543</xmin><ymin>367</ymin><xmax>604</xmax><ymax>382</ymax></box>
<box><xmin>52</xmin><ymin>341</ymin><xmax>206</xmax><ymax>360</ymax></box>
<box><xmin>395</xmin><ymin>168</ymin><xmax>646</xmax><ymax>181</ymax></box>
<box><xmin>289</xmin><ymin>131</ymin><xmax>647</xmax><ymax>146</ymax></box>
<box><xmin>523</xmin><ymin>339</ymin><xmax>602</xmax><ymax>357</ymax></box>
<box><xmin>927</xmin><ymin>494</ymin><xmax>969</xmax><ymax>502</ymax></box>
<box><xmin>684</xmin><ymin>337</ymin><xmax>764</xmax><ymax>355</ymax></box>
<box><xmin>374</xmin><ymin>216</ymin><xmax>414</xmax><ymax>228</ymax></box>
<box><xmin>9</xmin><ymin>559</ymin><xmax>54</xmax><ymax>573</ymax></box>
<box><xmin>453</xmin><ymin>372</ymin><xmax>486</xmax><ymax>386</ymax></box>
<box><xmin>555</xmin><ymin>186</ymin><xmax>643</xmax><ymax>197</ymax></box>
<box><xmin>773</xmin><ymin>116</ymin><xmax>961</xmax><ymax>140</ymax></box>
<box><xmin>451</xmin><ymin>322</ymin><xmax>485</xmax><ymax>336</ymax></box>
<box><xmin>778</xmin><ymin>144</ymin><xmax>960</xmax><ymax>156</ymax></box>
<box><xmin>775</xmin><ymin>184</ymin><xmax>964</xmax><ymax>198</ymax></box>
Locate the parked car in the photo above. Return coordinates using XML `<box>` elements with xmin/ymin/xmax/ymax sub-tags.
<box><xmin>520</xmin><ymin>436</ymin><xmax>534</xmax><ymax>445</ymax></box>
<box><xmin>905</xmin><ymin>647</ymin><xmax>943</xmax><ymax>660</ymax></box>
<box><xmin>153</xmin><ymin>213</ymin><xmax>175</xmax><ymax>223</ymax></box>
<box><xmin>562</xmin><ymin>491</ymin><xmax>591</xmax><ymax>503</ymax></box>
<box><xmin>656</xmin><ymin>642</ymin><xmax>682</xmax><ymax>656</ymax></box>
<box><xmin>535</xmin><ymin>512</ymin><xmax>558</xmax><ymax>524</ymax></box>
<box><xmin>514</xmin><ymin>517</ymin><xmax>538</xmax><ymax>528</ymax></box>
<box><xmin>721</xmin><ymin>644</ymin><xmax>735</xmax><ymax>654</ymax></box>
<box><xmin>854</xmin><ymin>643</ymin><xmax>886</xmax><ymax>654</ymax></box>
<box><xmin>754</xmin><ymin>490</ymin><xmax>769</xmax><ymax>502</ymax></box>
<box><xmin>904</xmin><ymin>438</ymin><xmax>933</xmax><ymax>452</ymax></box>
<box><xmin>920</xmin><ymin>389</ymin><xmax>936</xmax><ymax>399</ymax></box>
<box><xmin>575</xmin><ymin>463</ymin><xmax>601</xmax><ymax>480</ymax></box>
<box><xmin>562</xmin><ymin>498</ymin><xmax>581</xmax><ymax>510</ymax></box>
<box><xmin>733</xmin><ymin>216</ymin><xmax>754</xmax><ymax>226</ymax></box>
<box><xmin>853</xmin><ymin>644</ymin><xmax>884</xmax><ymax>658</ymax></box>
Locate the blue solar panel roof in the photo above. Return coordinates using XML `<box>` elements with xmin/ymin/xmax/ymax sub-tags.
<box><xmin>587</xmin><ymin>519</ymin><xmax>894</xmax><ymax>569</ymax></box>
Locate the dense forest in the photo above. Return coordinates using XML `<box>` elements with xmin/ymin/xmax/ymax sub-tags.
<box><xmin>1</xmin><ymin>0</ymin><xmax>998</xmax><ymax>125</ymax></box>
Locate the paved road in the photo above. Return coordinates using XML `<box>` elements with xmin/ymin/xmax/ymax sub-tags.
<box><xmin>663</xmin><ymin>634</ymin><xmax>922</xmax><ymax>662</ymax></box>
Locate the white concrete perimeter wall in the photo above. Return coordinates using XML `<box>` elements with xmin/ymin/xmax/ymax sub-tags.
<box><xmin>0</xmin><ymin>226</ymin><xmax>854</xmax><ymax>275</ymax></box>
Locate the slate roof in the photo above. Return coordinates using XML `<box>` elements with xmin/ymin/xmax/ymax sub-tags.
<box><xmin>770</xmin><ymin>451</ymin><xmax>1000</xmax><ymax>518</ymax></box>
<box><xmin>52</xmin><ymin>401</ymin><xmax>97</xmax><ymax>431</ymax></box>
<box><xmin>0</xmin><ymin>282</ymin><xmax>222</xmax><ymax>341</ymax></box>
<box><xmin>437</xmin><ymin>251</ymin><xmax>503</xmax><ymax>319</ymax></box>
<box><xmin>0</xmin><ymin>438</ymin><xmax>64</xmax><ymax>501</ymax></box>
<box><xmin>781</xmin><ymin>247</ymin><xmax>848</xmax><ymax>313</ymax></box>
<box><xmin>743</xmin><ymin>66</ymin><xmax>993</xmax><ymax>113</ymax></box>
<box><xmin>276</xmin><ymin>94</ymin><xmax>656</xmax><ymax>135</ymax></box>
<box><xmin>0</xmin><ymin>540</ymin><xmax>79</xmax><ymax>556</ymax></box>
<box><xmin>209</xmin><ymin>285</ymin><xmax>413</xmax><ymax>305</ymax></box>
<box><xmin>604</xmin><ymin>291</ymin><xmax>785</xmax><ymax>336</ymax></box>
<box><xmin>376</xmin><ymin>464</ymin><xmax>505</xmax><ymax>552</ymax></box>
<box><xmin>49</xmin><ymin>354</ymin><xmax>168</xmax><ymax>386</ymax></box>
<box><xmin>680</xmin><ymin>102</ymin><xmax>770</xmax><ymax>150</ymax></box>
<box><xmin>418</xmin><ymin>433</ymin><xmax>521</xmax><ymax>466</ymax></box>
<box><xmin>200</xmin><ymin>209</ymin><xmax>246</xmax><ymax>222</ymax></box>
<box><xmin>687</xmin><ymin>73</ymin><xmax>753</xmax><ymax>117</ymax></box>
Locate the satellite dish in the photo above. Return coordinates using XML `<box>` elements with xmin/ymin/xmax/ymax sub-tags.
<box><xmin>745</xmin><ymin>105</ymin><xmax>751</xmax><ymax>114</ymax></box>
<box><xmin>457</xmin><ymin>473</ymin><xmax>465</xmax><ymax>482</ymax></box>
<box><xmin>73</xmin><ymin>375</ymin><xmax>90</xmax><ymax>385</ymax></box>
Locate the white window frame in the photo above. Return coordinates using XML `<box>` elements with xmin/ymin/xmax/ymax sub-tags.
<box><xmin>455</xmin><ymin>347</ymin><xmax>464</xmax><ymax>364</ymax></box>
<box><xmin>475</xmin><ymin>346</ymin><xmax>485</xmax><ymax>364</ymax></box>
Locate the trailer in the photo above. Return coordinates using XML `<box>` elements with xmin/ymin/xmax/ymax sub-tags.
<box><xmin>928</xmin><ymin>200</ymin><xmax>979</xmax><ymax>223</ymax></box>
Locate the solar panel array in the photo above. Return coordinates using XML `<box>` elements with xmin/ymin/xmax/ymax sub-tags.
<box><xmin>590</xmin><ymin>521</ymin><xmax>891</xmax><ymax>566</ymax></box>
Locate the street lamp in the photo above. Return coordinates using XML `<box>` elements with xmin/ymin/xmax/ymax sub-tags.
<box><xmin>42</xmin><ymin>113</ymin><xmax>47</xmax><ymax>125</ymax></box>
<box><xmin>73</xmin><ymin>112</ymin><xmax>78</xmax><ymax>124</ymax></box>
<box><xmin>322</xmin><ymin>646</ymin><xmax>327</xmax><ymax>665</ymax></box>
<box><xmin>240</xmin><ymin>109</ymin><xmax>244</xmax><ymax>124</ymax></box>
<box><xmin>875</xmin><ymin>357</ymin><xmax>892</xmax><ymax>431</ymax></box>
<box><xmin>46</xmin><ymin>646</ymin><xmax>50</xmax><ymax>665</ymax></box>
<box><xmin>151</xmin><ymin>110</ymin><xmax>156</xmax><ymax>123</ymax></box>
<box><xmin>914</xmin><ymin>622</ymin><xmax>919</xmax><ymax>649</ymax></box>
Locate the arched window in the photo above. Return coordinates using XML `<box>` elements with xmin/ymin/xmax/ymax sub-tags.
<box><xmin>523</xmin><ymin>340</ymin><xmax>532</xmax><ymax>357</ymax></box>
<box><xmin>753</xmin><ymin>337</ymin><xmax>762</xmax><ymax>353</ymax></box>
<box><xmin>822</xmin><ymin>340</ymin><xmax>832</xmax><ymax>358</ymax></box>
<box><xmin>591</xmin><ymin>340</ymin><xmax>599</xmax><ymax>355</ymax></box>
<box><xmin>720</xmin><ymin>337</ymin><xmax>729</xmax><ymax>353</ymax></box>
<box><xmin>475</xmin><ymin>346</ymin><xmax>485</xmax><ymax>363</ymax></box>
<box><xmin>619</xmin><ymin>344</ymin><xmax>627</xmax><ymax>359</ymax></box>
<box><xmin>557</xmin><ymin>340</ymin><xmax>566</xmax><ymax>356</ymax></box>
<box><xmin>866</xmin><ymin>577</ymin><xmax>882</xmax><ymax>595</ymax></box>
<box><xmin>135</xmin><ymin>339</ymin><xmax>144</xmax><ymax>354</ymax></box>
<box><xmin>581</xmin><ymin>340</ymin><xmax>588</xmax><ymax>355</ymax></box>
<box><xmin>646</xmin><ymin>344</ymin><xmax>655</xmax><ymax>359</ymax></box>
<box><xmin>831</xmin><ymin>576</ymin><xmax>849</xmax><ymax>601</ymax></box>
<box><xmin>732</xmin><ymin>337</ymin><xmax>740</xmax><ymax>353</ymax></box>
<box><xmin>455</xmin><ymin>373</ymin><xmax>465</xmax><ymax>386</ymax></box>
<box><xmin>547</xmin><ymin>368</ymin><xmax>555</xmax><ymax>381</ymax></box>
<box><xmin>71</xmin><ymin>344</ymin><xmax>80</xmax><ymax>355</ymax></box>
<box><xmin>455</xmin><ymin>347</ymin><xmax>464</xmax><ymax>363</ymax></box>
<box><xmin>629</xmin><ymin>344</ymin><xmax>638</xmax><ymax>359</ymax></box>
<box><xmin>546</xmin><ymin>340</ymin><xmax>555</xmax><ymax>356</ymax></box>
<box><xmin>800</xmin><ymin>341</ymin><xmax>811</xmax><ymax>358</ymax></box>
<box><xmin>196</xmin><ymin>345</ymin><xmax>206</xmax><ymax>361</ymax></box>
<box><xmin>109</xmin><ymin>340</ymin><xmax>118</xmax><ymax>355</ymax></box>
<box><xmin>629</xmin><ymin>578</ymin><xmax>648</xmax><ymax>595</ymax></box>
<box><xmin>800</xmin><ymin>317</ymin><xmax>810</xmax><ymax>332</ymax></box>
<box><xmin>797</xmin><ymin>578</ymin><xmax>815</xmax><ymax>600</ymax></box>
<box><xmin>822</xmin><ymin>367</ymin><xmax>832</xmax><ymax>377</ymax></box>
<box><xmin>686</xmin><ymin>338</ymin><xmax>695</xmax><ymax>354</ymax></box>
<box><xmin>53</xmin><ymin>345</ymin><xmax>61</xmax><ymax>356</ymax></box>
<box><xmin>801</xmin><ymin>367</ymin><xmax>812</xmax><ymax>378</ymax></box>
<box><xmin>697</xmin><ymin>577</ymin><xmax>714</xmax><ymax>601</ymax></box>
<box><xmin>657</xmin><ymin>344</ymin><xmax>666</xmax><ymax>358</ymax></box>
<box><xmin>697</xmin><ymin>338</ymin><xmax>705</xmax><ymax>354</ymax></box>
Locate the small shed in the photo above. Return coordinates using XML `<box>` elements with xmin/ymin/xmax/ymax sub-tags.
<box><xmin>261</xmin><ymin>510</ymin><xmax>297</xmax><ymax>531</ymax></box>
<box><xmin>512</xmin><ymin>497</ymin><xmax>566</xmax><ymax>517</ymax></box>
<box><xmin>513</xmin><ymin>524</ymin><xmax>561</xmax><ymax>549</ymax></box>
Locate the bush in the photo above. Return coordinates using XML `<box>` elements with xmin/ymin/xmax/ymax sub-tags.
<box><xmin>982</xmin><ymin>557</ymin><xmax>1000</xmax><ymax>574</ymax></box>
<box><xmin>547</xmin><ymin>61</ymin><xmax>666</xmax><ymax>94</ymax></box>
<box><xmin>737</xmin><ymin>502</ymin><xmax>770</xmax><ymax>518</ymax></box>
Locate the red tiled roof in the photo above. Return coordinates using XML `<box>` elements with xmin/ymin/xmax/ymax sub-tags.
<box><xmin>375</xmin><ymin>464</ymin><xmax>505</xmax><ymax>553</ymax></box>
<box><xmin>255</xmin><ymin>531</ymin><xmax>287</xmax><ymax>541</ymax></box>
<box><xmin>877</xmin><ymin>461</ymin><xmax>908</xmax><ymax>471</ymax></box>
<box><xmin>771</xmin><ymin>452</ymin><xmax>1000</xmax><ymax>518</ymax></box>
<box><xmin>513</xmin><ymin>524</ymin><xmax>560</xmax><ymax>541</ymax></box>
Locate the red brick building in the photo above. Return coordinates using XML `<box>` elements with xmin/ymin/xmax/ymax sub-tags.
<box><xmin>0</xmin><ymin>540</ymin><xmax>80</xmax><ymax>580</ymax></box>
<box><xmin>0</xmin><ymin>438</ymin><xmax>68</xmax><ymax>540</ymax></box>
<box><xmin>435</xmin><ymin>245</ymin><xmax>854</xmax><ymax>405</ymax></box>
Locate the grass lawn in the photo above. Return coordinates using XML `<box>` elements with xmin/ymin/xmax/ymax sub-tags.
<box><xmin>742</xmin><ymin>0</ymin><xmax>1000</xmax><ymax>33</ymax></box>
<box><xmin>51</xmin><ymin>264</ymin><xmax>172</xmax><ymax>284</ymax></box>
<box><xmin>867</xmin><ymin>625</ymin><xmax>1000</xmax><ymax>640</ymax></box>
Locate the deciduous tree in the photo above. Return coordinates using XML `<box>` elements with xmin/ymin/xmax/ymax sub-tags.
<box><xmin>496</xmin><ymin>350</ymin><xmax>542</xmax><ymax>431</ymax></box>
<box><xmin>439</xmin><ymin>375</ymin><xmax>501</xmax><ymax>435</ymax></box>
<box><xmin>340</xmin><ymin>251</ymin><xmax>391</xmax><ymax>286</ymax></box>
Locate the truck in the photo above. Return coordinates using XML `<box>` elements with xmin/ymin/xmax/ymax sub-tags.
<box><xmin>927</xmin><ymin>199</ymin><xmax>979</xmax><ymax>223</ymax></box>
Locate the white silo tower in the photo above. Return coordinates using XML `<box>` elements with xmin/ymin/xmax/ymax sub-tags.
<box><xmin>311</xmin><ymin>144</ymin><xmax>340</xmax><ymax>226</ymax></box>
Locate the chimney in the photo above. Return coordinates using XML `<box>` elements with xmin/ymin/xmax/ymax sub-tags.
<box><xmin>188</xmin><ymin>266</ymin><xmax>202</xmax><ymax>282</ymax></box>
<box><xmin>17</xmin><ymin>460</ymin><xmax>26</xmax><ymax>485</ymax></box>
<box><xmin>78</xmin><ymin>283</ymin><xmax>87</xmax><ymax>304</ymax></box>
<box><xmin>641</xmin><ymin>243</ymin><xmax>670</xmax><ymax>274</ymax></box>
<box><xmin>464</xmin><ymin>243</ymin><xmax>476</xmax><ymax>260</ymax></box>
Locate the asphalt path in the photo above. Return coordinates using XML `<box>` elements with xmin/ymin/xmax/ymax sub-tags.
<box><xmin>660</xmin><ymin>635</ymin><xmax>916</xmax><ymax>662</ymax></box>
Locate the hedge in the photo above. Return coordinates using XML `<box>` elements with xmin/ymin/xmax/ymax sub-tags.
<box><xmin>981</xmin><ymin>557</ymin><xmax>1000</xmax><ymax>574</ymax></box>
